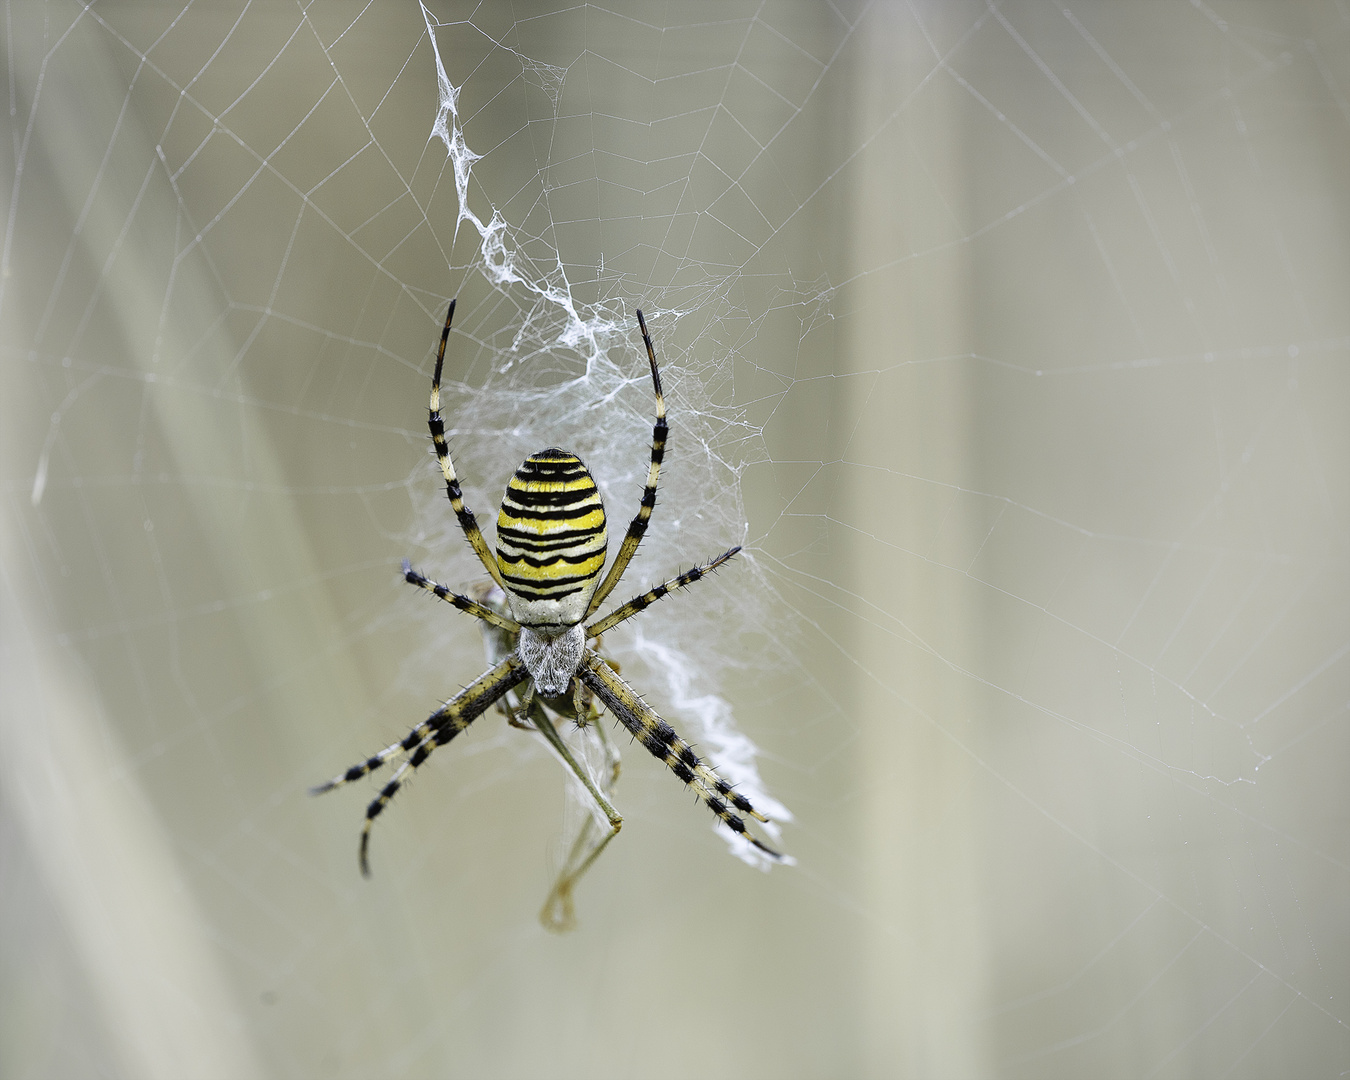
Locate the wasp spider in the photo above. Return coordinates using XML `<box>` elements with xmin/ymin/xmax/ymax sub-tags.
<box><xmin>313</xmin><ymin>300</ymin><xmax>780</xmax><ymax>926</ymax></box>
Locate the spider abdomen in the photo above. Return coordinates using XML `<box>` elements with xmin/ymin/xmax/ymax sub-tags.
<box><xmin>496</xmin><ymin>448</ymin><xmax>608</xmax><ymax>627</ymax></box>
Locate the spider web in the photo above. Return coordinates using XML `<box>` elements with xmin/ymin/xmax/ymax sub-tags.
<box><xmin>1</xmin><ymin>2</ymin><xmax>1347</xmax><ymax>1078</ymax></box>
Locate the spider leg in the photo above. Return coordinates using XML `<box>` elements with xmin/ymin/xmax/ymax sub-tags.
<box><xmin>310</xmin><ymin>727</ymin><xmax>433</xmax><ymax>795</ymax></box>
<box><xmin>311</xmin><ymin>655</ymin><xmax>528</xmax><ymax>876</ymax></box>
<box><xmin>403</xmin><ymin>560</ymin><xmax>520</xmax><ymax>633</ymax></box>
<box><xmin>577</xmin><ymin>652</ymin><xmax>779</xmax><ymax>856</ymax></box>
<box><xmin>529</xmin><ymin>701</ymin><xmax>623</xmax><ymax>932</ymax></box>
<box><xmin>359</xmin><ymin>737</ymin><xmax>433</xmax><ymax>877</ymax></box>
<box><xmin>429</xmin><ymin>299</ymin><xmax>509</xmax><ymax>594</ymax></box>
<box><xmin>586</xmin><ymin>546</ymin><xmax>740</xmax><ymax>639</ymax></box>
<box><xmin>585</xmin><ymin>308</ymin><xmax>667</xmax><ymax>617</ymax></box>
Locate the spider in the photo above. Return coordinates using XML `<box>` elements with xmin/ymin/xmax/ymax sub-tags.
<box><xmin>312</xmin><ymin>300</ymin><xmax>780</xmax><ymax>925</ymax></box>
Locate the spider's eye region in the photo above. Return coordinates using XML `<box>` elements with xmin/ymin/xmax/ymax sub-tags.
<box><xmin>495</xmin><ymin>448</ymin><xmax>608</xmax><ymax>627</ymax></box>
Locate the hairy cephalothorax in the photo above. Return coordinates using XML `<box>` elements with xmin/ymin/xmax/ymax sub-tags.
<box><xmin>516</xmin><ymin>624</ymin><xmax>586</xmax><ymax>698</ymax></box>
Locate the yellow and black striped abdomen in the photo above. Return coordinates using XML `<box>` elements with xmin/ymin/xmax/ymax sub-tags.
<box><xmin>496</xmin><ymin>449</ymin><xmax>608</xmax><ymax>627</ymax></box>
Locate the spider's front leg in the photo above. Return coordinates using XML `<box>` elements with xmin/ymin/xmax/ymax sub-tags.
<box><xmin>578</xmin><ymin>651</ymin><xmax>779</xmax><ymax>857</ymax></box>
<box><xmin>311</xmin><ymin>655</ymin><xmax>528</xmax><ymax>876</ymax></box>
<box><xmin>527</xmin><ymin>686</ymin><xmax>624</xmax><ymax>933</ymax></box>
<box><xmin>467</xmin><ymin>583</ymin><xmax>623</xmax><ymax>929</ymax></box>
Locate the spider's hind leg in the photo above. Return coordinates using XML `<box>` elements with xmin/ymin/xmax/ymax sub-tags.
<box><xmin>427</xmin><ymin>300</ymin><xmax>509</xmax><ymax>595</ymax></box>
<box><xmin>584</xmin><ymin>308</ymin><xmax>668</xmax><ymax>618</ymax></box>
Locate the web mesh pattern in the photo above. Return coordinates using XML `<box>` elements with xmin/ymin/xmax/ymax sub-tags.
<box><xmin>1</xmin><ymin>3</ymin><xmax>1346</xmax><ymax>1077</ymax></box>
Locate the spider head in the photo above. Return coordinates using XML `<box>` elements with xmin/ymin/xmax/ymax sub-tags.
<box><xmin>517</xmin><ymin>623</ymin><xmax>586</xmax><ymax>697</ymax></box>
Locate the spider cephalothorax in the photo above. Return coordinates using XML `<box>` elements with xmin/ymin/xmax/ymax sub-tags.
<box><xmin>313</xmin><ymin>300</ymin><xmax>780</xmax><ymax>926</ymax></box>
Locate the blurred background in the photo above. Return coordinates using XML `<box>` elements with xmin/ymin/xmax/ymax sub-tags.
<box><xmin>2</xmin><ymin>3</ymin><xmax>1346</xmax><ymax>1077</ymax></box>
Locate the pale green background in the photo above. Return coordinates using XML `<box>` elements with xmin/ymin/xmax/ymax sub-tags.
<box><xmin>2</xmin><ymin>3</ymin><xmax>1346</xmax><ymax>1078</ymax></box>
